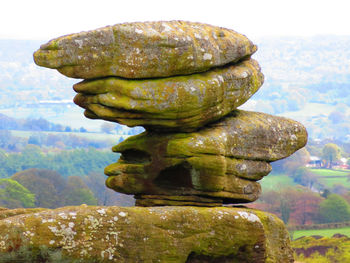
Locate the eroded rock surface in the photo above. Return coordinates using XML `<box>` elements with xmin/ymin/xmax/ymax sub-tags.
<box><xmin>105</xmin><ymin>110</ymin><xmax>307</xmax><ymax>204</ymax></box>
<box><xmin>0</xmin><ymin>206</ymin><xmax>293</xmax><ymax>263</ymax></box>
<box><xmin>33</xmin><ymin>21</ymin><xmax>257</xmax><ymax>79</ymax></box>
<box><xmin>73</xmin><ymin>58</ymin><xmax>263</xmax><ymax>131</ymax></box>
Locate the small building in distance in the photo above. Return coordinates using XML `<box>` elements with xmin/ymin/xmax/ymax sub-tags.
<box><xmin>333</xmin><ymin>157</ymin><xmax>350</xmax><ymax>170</ymax></box>
<box><xmin>306</xmin><ymin>156</ymin><xmax>322</xmax><ymax>168</ymax></box>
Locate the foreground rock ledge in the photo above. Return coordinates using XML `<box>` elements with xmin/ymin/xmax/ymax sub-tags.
<box><xmin>0</xmin><ymin>206</ymin><xmax>293</xmax><ymax>263</ymax></box>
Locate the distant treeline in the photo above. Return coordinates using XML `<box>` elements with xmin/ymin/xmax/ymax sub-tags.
<box><xmin>0</xmin><ymin>145</ymin><xmax>118</xmax><ymax>178</ymax></box>
<box><xmin>0</xmin><ymin>168</ymin><xmax>134</xmax><ymax>209</ymax></box>
<box><xmin>0</xmin><ymin>130</ymin><xmax>114</xmax><ymax>152</ymax></box>
<box><xmin>0</xmin><ymin>113</ymin><xmax>85</xmax><ymax>132</ymax></box>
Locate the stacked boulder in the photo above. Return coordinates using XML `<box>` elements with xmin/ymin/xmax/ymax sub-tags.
<box><xmin>34</xmin><ymin>21</ymin><xmax>307</xmax><ymax>207</ymax></box>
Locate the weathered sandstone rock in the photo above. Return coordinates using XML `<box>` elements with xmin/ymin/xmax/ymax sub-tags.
<box><xmin>105</xmin><ymin>110</ymin><xmax>307</xmax><ymax>204</ymax></box>
<box><xmin>0</xmin><ymin>206</ymin><xmax>294</xmax><ymax>262</ymax></box>
<box><xmin>135</xmin><ymin>195</ymin><xmax>224</xmax><ymax>207</ymax></box>
<box><xmin>0</xmin><ymin>207</ymin><xmax>46</xmax><ymax>220</ymax></box>
<box><xmin>73</xmin><ymin>58</ymin><xmax>263</xmax><ymax>131</ymax></box>
<box><xmin>33</xmin><ymin>20</ymin><xmax>257</xmax><ymax>79</ymax></box>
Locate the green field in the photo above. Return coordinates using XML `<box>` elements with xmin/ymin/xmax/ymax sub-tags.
<box><xmin>260</xmin><ymin>169</ymin><xmax>350</xmax><ymax>192</ymax></box>
<box><xmin>260</xmin><ymin>173</ymin><xmax>295</xmax><ymax>192</ymax></box>
<box><xmin>292</xmin><ymin>227</ymin><xmax>350</xmax><ymax>240</ymax></box>
<box><xmin>310</xmin><ymin>169</ymin><xmax>350</xmax><ymax>177</ymax></box>
<box><xmin>318</xmin><ymin>176</ymin><xmax>350</xmax><ymax>188</ymax></box>
<box><xmin>308</xmin><ymin>168</ymin><xmax>350</xmax><ymax>188</ymax></box>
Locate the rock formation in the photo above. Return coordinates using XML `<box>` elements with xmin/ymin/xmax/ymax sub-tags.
<box><xmin>27</xmin><ymin>20</ymin><xmax>307</xmax><ymax>262</ymax></box>
<box><xmin>34</xmin><ymin>21</ymin><xmax>307</xmax><ymax>206</ymax></box>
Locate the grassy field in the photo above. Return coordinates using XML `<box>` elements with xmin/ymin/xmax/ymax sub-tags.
<box><xmin>318</xmin><ymin>176</ymin><xmax>350</xmax><ymax>188</ymax></box>
<box><xmin>308</xmin><ymin>168</ymin><xmax>350</xmax><ymax>188</ymax></box>
<box><xmin>260</xmin><ymin>173</ymin><xmax>295</xmax><ymax>192</ymax></box>
<box><xmin>260</xmin><ymin>169</ymin><xmax>350</xmax><ymax>192</ymax></box>
<box><xmin>292</xmin><ymin>227</ymin><xmax>350</xmax><ymax>239</ymax></box>
<box><xmin>310</xmin><ymin>169</ymin><xmax>350</xmax><ymax>177</ymax></box>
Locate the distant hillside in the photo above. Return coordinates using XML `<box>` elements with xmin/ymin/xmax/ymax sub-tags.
<box><xmin>0</xmin><ymin>39</ymin><xmax>76</xmax><ymax>108</ymax></box>
<box><xmin>1</xmin><ymin>37</ymin><xmax>349</xmax><ymax>140</ymax></box>
<box><xmin>245</xmin><ymin>36</ymin><xmax>350</xmax><ymax>141</ymax></box>
<box><xmin>255</xmin><ymin>35</ymin><xmax>350</xmax><ymax>85</ymax></box>
<box><xmin>250</xmin><ymin>35</ymin><xmax>350</xmax><ymax>109</ymax></box>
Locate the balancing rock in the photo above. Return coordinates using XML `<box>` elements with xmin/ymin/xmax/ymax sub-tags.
<box><xmin>33</xmin><ymin>20</ymin><xmax>307</xmax><ymax>209</ymax></box>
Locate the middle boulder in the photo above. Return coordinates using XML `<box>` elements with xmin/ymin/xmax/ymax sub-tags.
<box><xmin>73</xmin><ymin>58</ymin><xmax>263</xmax><ymax>132</ymax></box>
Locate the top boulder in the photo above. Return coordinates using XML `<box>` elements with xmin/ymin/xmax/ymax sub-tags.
<box><xmin>33</xmin><ymin>21</ymin><xmax>257</xmax><ymax>79</ymax></box>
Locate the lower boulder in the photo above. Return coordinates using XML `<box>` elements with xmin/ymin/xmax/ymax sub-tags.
<box><xmin>105</xmin><ymin>110</ymin><xmax>307</xmax><ymax>204</ymax></box>
<box><xmin>0</xmin><ymin>206</ymin><xmax>293</xmax><ymax>262</ymax></box>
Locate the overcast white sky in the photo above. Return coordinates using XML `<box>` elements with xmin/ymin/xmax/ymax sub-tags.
<box><xmin>1</xmin><ymin>0</ymin><xmax>350</xmax><ymax>41</ymax></box>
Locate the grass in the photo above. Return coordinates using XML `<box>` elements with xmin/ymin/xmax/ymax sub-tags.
<box><xmin>292</xmin><ymin>227</ymin><xmax>350</xmax><ymax>239</ymax></box>
<box><xmin>317</xmin><ymin>176</ymin><xmax>350</xmax><ymax>188</ymax></box>
<box><xmin>260</xmin><ymin>173</ymin><xmax>296</xmax><ymax>192</ymax></box>
<box><xmin>307</xmin><ymin>168</ymin><xmax>350</xmax><ymax>188</ymax></box>
<box><xmin>260</xmin><ymin>169</ymin><xmax>350</xmax><ymax>193</ymax></box>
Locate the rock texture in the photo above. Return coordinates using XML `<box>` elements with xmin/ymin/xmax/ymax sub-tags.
<box><xmin>105</xmin><ymin>110</ymin><xmax>307</xmax><ymax>204</ymax></box>
<box><xmin>33</xmin><ymin>21</ymin><xmax>257</xmax><ymax>79</ymax></box>
<box><xmin>73</xmin><ymin>58</ymin><xmax>263</xmax><ymax>131</ymax></box>
<box><xmin>0</xmin><ymin>206</ymin><xmax>294</xmax><ymax>263</ymax></box>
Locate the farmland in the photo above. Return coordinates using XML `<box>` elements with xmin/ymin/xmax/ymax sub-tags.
<box><xmin>292</xmin><ymin>227</ymin><xmax>350</xmax><ymax>239</ymax></box>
